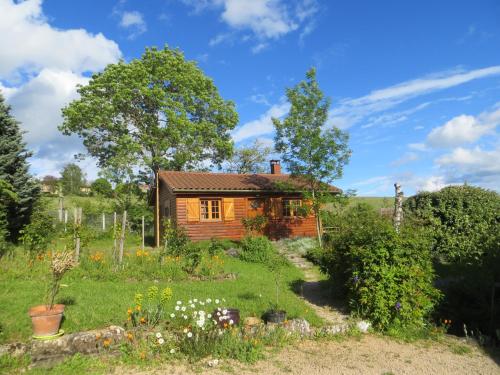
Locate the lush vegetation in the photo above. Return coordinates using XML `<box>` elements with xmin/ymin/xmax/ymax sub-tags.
<box><xmin>404</xmin><ymin>185</ymin><xmax>499</xmax><ymax>264</ymax></box>
<box><xmin>0</xmin><ymin>235</ymin><xmax>321</xmax><ymax>344</ymax></box>
<box><xmin>314</xmin><ymin>203</ymin><xmax>441</xmax><ymax>332</ymax></box>
<box><xmin>404</xmin><ymin>185</ymin><xmax>500</xmax><ymax>338</ymax></box>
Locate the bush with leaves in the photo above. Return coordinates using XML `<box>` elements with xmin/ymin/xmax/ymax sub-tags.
<box><xmin>320</xmin><ymin>203</ymin><xmax>441</xmax><ymax>331</ymax></box>
<box><xmin>239</xmin><ymin>236</ymin><xmax>276</xmax><ymax>264</ymax></box>
<box><xmin>404</xmin><ymin>185</ymin><xmax>500</xmax><ymax>264</ymax></box>
<box><xmin>20</xmin><ymin>201</ymin><xmax>57</xmax><ymax>256</ymax></box>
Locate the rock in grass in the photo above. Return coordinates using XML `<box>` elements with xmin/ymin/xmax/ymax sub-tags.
<box><xmin>356</xmin><ymin>321</ymin><xmax>371</xmax><ymax>333</ymax></box>
<box><xmin>30</xmin><ymin>325</ymin><xmax>125</xmax><ymax>368</ymax></box>
<box><xmin>284</xmin><ymin>318</ymin><xmax>312</xmax><ymax>337</ymax></box>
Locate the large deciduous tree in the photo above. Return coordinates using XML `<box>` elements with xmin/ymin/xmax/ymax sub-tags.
<box><xmin>226</xmin><ymin>140</ymin><xmax>272</xmax><ymax>174</ymax></box>
<box><xmin>0</xmin><ymin>91</ymin><xmax>40</xmax><ymax>240</ymax></box>
<box><xmin>60</xmin><ymin>46</ymin><xmax>239</xmax><ymax>178</ymax></box>
<box><xmin>60</xmin><ymin>163</ymin><xmax>86</xmax><ymax>196</ymax></box>
<box><xmin>273</xmin><ymin>68</ymin><xmax>351</xmax><ymax>246</ymax></box>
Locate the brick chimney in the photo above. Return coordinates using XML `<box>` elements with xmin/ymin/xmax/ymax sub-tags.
<box><xmin>270</xmin><ymin>160</ymin><xmax>281</xmax><ymax>174</ymax></box>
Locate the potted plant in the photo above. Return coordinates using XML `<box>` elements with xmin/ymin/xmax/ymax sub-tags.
<box><xmin>264</xmin><ymin>254</ymin><xmax>287</xmax><ymax>323</ymax></box>
<box><xmin>28</xmin><ymin>251</ymin><xmax>76</xmax><ymax>337</ymax></box>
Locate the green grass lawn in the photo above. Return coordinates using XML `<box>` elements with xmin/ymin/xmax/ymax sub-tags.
<box><xmin>0</xmin><ymin>238</ymin><xmax>321</xmax><ymax>344</ymax></box>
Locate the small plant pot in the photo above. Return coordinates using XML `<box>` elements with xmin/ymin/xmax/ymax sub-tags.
<box><xmin>264</xmin><ymin>310</ymin><xmax>286</xmax><ymax>324</ymax></box>
<box><xmin>213</xmin><ymin>308</ymin><xmax>240</xmax><ymax>327</ymax></box>
<box><xmin>28</xmin><ymin>304</ymin><xmax>65</xmax><ymax>337</ymax></box>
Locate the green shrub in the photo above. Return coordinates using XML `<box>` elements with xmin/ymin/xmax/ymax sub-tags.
<box><xmin>239</xmin><ymin>236</ymin><xmax>276</xmax><ymax>263</ymax></box>
<box><xmin>20</xmin><ymin>202</ymin><xmax>57</xmax><ymax>255</ymax></box>
<box><xmin>404</xmin><ymin>185</ymin><xmax>500</xmax><ymax>264</ymax></box>
<box><xmin>320</xmin><ymin>204</ymin><xmax>441</xmax><ymax>331</ymax></box>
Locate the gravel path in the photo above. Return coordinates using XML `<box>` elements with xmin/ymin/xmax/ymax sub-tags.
<box><xmin>117</xmin><ymin>335</ymin><xmax>500</xmax><ymax>375</ymax></box>
<box><xmin>280</xmin><ymin>245</ymin><xmax>349</xmax><ymax>325</ymax></box>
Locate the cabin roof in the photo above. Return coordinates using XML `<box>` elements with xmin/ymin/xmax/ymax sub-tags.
<box><xmin>158</xmin><ymin>170</ymin><xmax>341</xmax><ymax>193</ymax></box>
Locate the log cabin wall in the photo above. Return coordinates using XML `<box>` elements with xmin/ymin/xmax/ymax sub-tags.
<box><xmin>172</xmin><ymin>192</ymin><xmax>317</xmax><ymax>241</ymax></box>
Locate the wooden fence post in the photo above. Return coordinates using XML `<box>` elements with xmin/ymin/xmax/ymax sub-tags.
<box><xmin>58</xmin><ymin>194</ymin><xmax>64</xmax><ymax>222</ymax></box>
<box><xmin>141</xmin><ymin>216</ymin><xmax>145</xmax><ymax>250</ymax></box>
<box><xmin>64</xmin><ymin>209</ymin><xmax>68</xmax><ymax>232</ymax></box>
<box><xmin>75</xmin><ymin>207</ymin><xmax>82</xmax><ymax>261</ymax></box>
<box><xmin>112</xmin><ymin>212</ymin><xmax>117</xmax><ymax>260</ymax></box>
<box><xmin>118</xmin><ymin>211</ymin><xmax>127</xmax><ymax>264</ymax></box>
<box><xmin>102</xmin><ymin>213</ymin><xmax>106</xmax><ymax>231</ymax></box>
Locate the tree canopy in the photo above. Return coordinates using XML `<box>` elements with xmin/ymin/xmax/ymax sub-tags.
<box><xmin>60</xmin><ymin>46</ymin><xmax>239</xmax><ymax>179</ymax></box>
<box><xmin>60</xmin><ymin>163</ymin><xmax>86</xmax><ymax>195</ymax></box>
<box><xmin>225</xmin><ymin>140</ymin><xmax>272</xmax><ymax>174</ymax></box>
<box><xmin>273</xmin><ymin>68</ymin><xmax>351</xmax><ymax>245</ymax></box>
<box><xmin>0</xmin><ymin>91</ymin><xmax>40</xmax><ymax>240</ymax></box>
<box><xmin>91</xmin><ymin>177</ymin><xmax>113</xmax><ymax>197</ymax></box>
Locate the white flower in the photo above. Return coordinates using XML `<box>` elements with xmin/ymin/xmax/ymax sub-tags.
<box><xmin>193</xmin><ymin>298</ymin><xmax>198</xmax><ymax>302</ymax></box>
<box><xmin>158</xmin><ymin>338</ymin><xmax>165</xmax><ymax>345</ymax></box>
<box><xmin>215</xmin><ymin>299</ymin><xmax>220</xmax><ymax>304</ymax></box>
<box><xmin>190</xmin><ymin>304</ymin><xmax>195</xmax><ymax>308</ymax></box>
<box><xmin>199</xmin><ymin>310</ymin><xmax>205</xmax><ymax>316</ymax></box>
<box><xmin>222</xmin><ymin>309</ymin><xmax>228</xmax><ymax>315</ymax></box>
<box><xmin>188</xmin><ymin>299</ymin><xmax>192</xmax><ymax>304</ymax></box>
<box><xmin>207</xmin><ymin>314</ymin><xmax>212</xmax><ymax>319</ymax></box>
<box><xmin>222</xmin><ymin>298</ymin><xmax>226</xmax><ymax>302</ymax></box>
<box><xmin>200</xmin><ymin>301</ymin><xmax>205</xmax><ymax>306</ymax></box>
<box><xmin>175</xmin><ymin>306</ymin><xmax>180</xmax><ymax>311</ymax></box>
<box><xmin>170</xmin><ymin>348</ymin><xmax>175</xmax><ymax>354</ymax></box>
<box><xmin>183</xmin><ymin>328</ymin><xmax>188</xmax><ymax>333</ymax></box>
<box><xmin>170</xmin><ymin>313</ymin><xmax>175</xmax><ymax>318</ymax></box>
<box><xmin>206</xmin><ymin>298</ymin><xmax>212</xmax><ymax>303</ymax></box>
<box><xmin>216</xmin><ymin>312</ymin><xmax>221</xmax><ymax>316</ymax></box>
<box><xmin>217</xmin><ymin>307</ymin><xmax>221</xmax><ymax>312</ymax></box>
<box><xmin>183</xmin><ymin>315</ymin><xmax>188</xmax><ymax>320</ymax></box>
<box><xmin>181</xmin><ymin>306</ymin><xmax>186</xmax><ymax>311</ymax></box>
<box><xmin>156</xmin><ymin>332</ymin><xmax>162</xmax><ymax>338</ymax></box>
<box><xmin>229</xmin><ymin>319</ymin><xmax>234</xmax><ymax>325</ymax></box>
<box><xmin>193</xmin><ymin>311</ymin><xmax>198</xmax><ymax>316</ymax></box>
<box><xmin>187</xmin><ymin>332</ymin><xmax>193</xmax><ymax>338</ymax></box>
<box><xmin>176</xmin><ymin>301</ymin><xmax>182</xmax><ymax>305</ymax></box>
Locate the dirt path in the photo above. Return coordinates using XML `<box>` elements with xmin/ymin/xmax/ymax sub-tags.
<box><xmin>280</xmin><ymin>247</ymin><xmax>349</xmax><ymax>325</ymax></box>
<box><xmin>117</xmin><ymin>335</ymin><xmax>500</xmax><ymax>375</ymax></box>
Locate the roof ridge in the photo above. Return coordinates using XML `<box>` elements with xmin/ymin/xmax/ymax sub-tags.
<box><xmin>159</xmin><ymin>170</ymin><xmax>290</xmax><ymax>177</ymax></box>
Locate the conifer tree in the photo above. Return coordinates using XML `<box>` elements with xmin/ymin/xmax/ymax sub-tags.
<box><xmin>0</xmin><ymin>91</ymin><xmax>40</xmax><ymax>240</ymax></box>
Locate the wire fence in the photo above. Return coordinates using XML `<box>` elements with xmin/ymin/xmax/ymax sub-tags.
<box><xmin>47</xmin><ymin>209</ymin><xmax>155</xmax><ymax>238</ymax></box>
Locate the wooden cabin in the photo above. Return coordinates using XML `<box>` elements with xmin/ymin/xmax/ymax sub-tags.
<box><xmin>152</xmin><ymin>160</ymin><xmax>340</xmax><ymax>244</ymax></box>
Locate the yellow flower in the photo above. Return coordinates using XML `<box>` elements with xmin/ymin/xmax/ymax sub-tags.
<box><xmin>127</xmin><ymin>308</ymin><xmax>132</xmax><ymax>315</ymax></box>
<box><xmin>136</xmin><ymin>305</ymin><xmax>141</xmax><ymax>311</ymax></box>
<box><xmin>140</xmin><ymin>317</ymin><xmax>146</xmax><ymax>324</ymax></box>
<box><xmin>103</xmin><ymin>338</ymin><xmax>112</xmax><ymax>347</ymax></box>
<box><xmin>127</xmin><ymin>332</ymin><xmax>133</xmax><ymax>341</ymax></box>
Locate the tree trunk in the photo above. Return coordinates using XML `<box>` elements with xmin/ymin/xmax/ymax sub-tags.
<box><xmin>393</xmin><ymin>183</ymin><xmax>404</xmax><ymax>233</ymax></box>
<box><xmin>312</xmin><ymin>190</ymin><xmax>323</xmax><ymax>248</ymax></box>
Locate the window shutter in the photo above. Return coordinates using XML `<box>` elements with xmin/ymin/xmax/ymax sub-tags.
<box><xmin>187</xmin><ymin>198</ymin><xmax>200</xmax><ymax>222</ymax></box>
<box><xmin>223</xmin><ymin>198</ymin><xmax>235</xmax><ymax>221</ymax></box>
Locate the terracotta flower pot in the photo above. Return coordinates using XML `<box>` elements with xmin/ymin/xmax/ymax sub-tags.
<box><xmin>28</xmin><ymin>304</ymin><xmax>65</xmax><ymax>336</ymax></box>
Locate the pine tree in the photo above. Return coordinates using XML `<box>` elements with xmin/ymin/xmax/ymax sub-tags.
<box><xmin>0</xmin><ymin>91</ymin><xmax>40</xmax><ymax>240</ymax></box>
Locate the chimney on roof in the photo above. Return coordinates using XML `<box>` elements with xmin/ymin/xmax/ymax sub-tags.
<box><xmin>270</xmin><ymin>160</ymin><xmax>281</xmax><ymax>174</ymax></box>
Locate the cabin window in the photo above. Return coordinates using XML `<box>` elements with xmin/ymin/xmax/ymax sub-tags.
<box><xmin>200</xmin><ymin>199</ymin><xmax>221</xmax><ymax>221</ymax></box>
<box><xmin>282</xmin><ymin>199</ymin><xmax>302</xmax><ymax>217</ymax></box>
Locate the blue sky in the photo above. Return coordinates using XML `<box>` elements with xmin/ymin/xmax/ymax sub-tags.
<box><xmin>0</xmin><ymin>0</ymin><xmax>499</xmax><ymax>195</ymax></box>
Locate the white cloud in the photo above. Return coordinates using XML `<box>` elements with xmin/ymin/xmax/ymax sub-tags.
<box><xmin>251</xmin><ymin>42</ymin><xmax>268</xmax><ymax>54</ymax></box>
<box><xmin>0</xmin><ymin>0</ymin><xmax>121</xmax><ymax>79</ymax></box>
<box><xmin>329</xmin><ymin>66</ymin><xmax>500</xmax><ymax>129</ymax></box>
<box><xmin>4</xmin><ymin>69</ymin><xmax>87</xmax><ymax>145</ymax></box>
<box><xmin>436</xmin><ymin>146</ymin><xmax>500</xmax><ymax>178</ymax></box>
<box><xmin>391</xmin><ymin>152</ymin><xmax>419</xmax><ymax>167</ymax></box>
<box><xmin>232</xmin><ymin>101</ymin><xmax>290</xmax><ymax>142</ymax></box>
<box><xmin>118</xmin><ymin>10</ymin><xmax>147</xmax><ymax>39</ymax></box>
<box><xmin>408</xmin><ymin>143</ymin><xmax>428</xmax><ymax>152</ymax></box>
<box><xmin>183</xmin><ymin>0</ymin><xmax>318</xmax><ymax>50</ymax></box>
<box><xmin>427</xmin><ymin>112</ymin><xmax>497</xmax><ymax>148</ymax></box>
<box><xmin>0</xmin><ymin>0</ymin><xmax>121</xmax><ymax>178</ymax></box>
